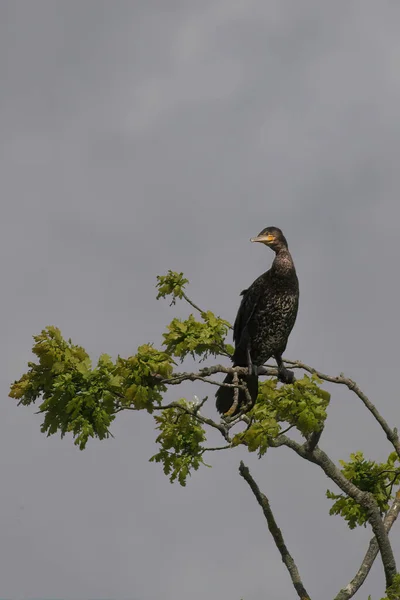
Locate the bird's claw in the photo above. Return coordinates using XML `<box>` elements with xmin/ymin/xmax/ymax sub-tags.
<box><xmin>278</xmin><ymin>367</ymin><xmax>295</xmax><ymax>384</ymax></box>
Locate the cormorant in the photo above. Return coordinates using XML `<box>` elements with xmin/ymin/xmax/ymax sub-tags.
<box><xmin>215</xmin><ymin>227</ymin><xmax>299</xmax><ymax>416</ymax></box>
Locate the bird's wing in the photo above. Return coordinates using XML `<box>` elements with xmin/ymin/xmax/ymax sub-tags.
<box><xmin>233</xmin><ymin>274</ymin><xmax>268</xmax><ymax>362</ymax></box>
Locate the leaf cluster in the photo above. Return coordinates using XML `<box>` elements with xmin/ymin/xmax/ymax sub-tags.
<box><xmin>376</xmin><ymin>574</ymin><xmax>400</xmax><ymax>600</ymax></box>
<box><xmin>9</xmin><ymin>327</ymin><xmax>117</xmax><ymax>449</ymax></box>
<box><xmin>9</xmin><ymin>327</ymin><xmax>174</xmax><ymax>449</ymax></box>
<box><xmin>156</xmin><ymin>270</ymin><xmax>189</xmax><ymax>304</ymax></box>
<box><xmin>117</xmin><ymin>344</ymin><xmax>174</xmax><ymax>410</ymax></box>
<box><xmin>157</xmin><ymin>270</ymin><xmax>233</xmax><ymax>358</ymax></box>
<box><xmin>150</xmin><ymin>400</ymin><xmax>208</xmax><ymax>485</ymax></box>
<box><xmin>327</xmin><ymin>451</ymin><xmax>400</xmax><ymax>529</ymax></box>
<box><xmin>162</xmin><ymin>311</ymin><xmax>231</xmax><ymax>361</ymax></box>
<box><xmin>232</xmin><ymin>375</ymin><xmax>330</xmax><ymax>457</ymax></box>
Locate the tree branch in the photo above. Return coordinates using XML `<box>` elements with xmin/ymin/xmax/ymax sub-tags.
<box><xmin>270</xmin><ymin>435</ymin><xmax>398</xmax><ymax>588</ymax></box>
<box><xmin>284</xmin><ymin>359</ymin><xmax>400</xmax><ymax>458</ymax></box>
<box><xmin>239</xmin><ymin>461</ymin><xmax>311</xmax><ymax>600</ymax></box>
<box><xmin>304</xmin><ymin>428</ymin><xmax>324</xmax><ymax>454</ymax></box>
<box><xmin>116</xmin><ymin>400</ymin><xmax>231</xmax><ymax>442</ymax></box>
<box><xmin>201</xmin><ymin>444</ymin><xmax>231</xmax><ymax>453</ymax></box>
<box><xmin>181</xmin><ymin>291</ymin><xmax>207</xmax><ymax>317</ymax></box>
<box><xmin>155</xmin><ymin>364</ymin><xmax>277</xmax><ymax>386</ymax></box>
<box><xmin>334</xmin><ymin>489</ymin><xmax>400</xmax><ymax>600</ymax></box>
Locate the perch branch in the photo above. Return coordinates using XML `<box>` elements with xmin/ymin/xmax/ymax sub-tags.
<box><xmin>155</xmin><ymin>364</ymin><xmax>277</xmax><ymax>386</ymax></box>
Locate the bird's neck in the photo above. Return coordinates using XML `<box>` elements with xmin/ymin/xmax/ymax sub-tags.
<box><xmin>272</xmin><ymin>248</ymin><xmax>295</xmax><ymax>276</ymax></box>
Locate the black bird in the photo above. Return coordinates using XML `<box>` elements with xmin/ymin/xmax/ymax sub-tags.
<box><xmin>215</xmin><ymin>227</ymin><xmax>299</xmax><ymax>416</ymax></box>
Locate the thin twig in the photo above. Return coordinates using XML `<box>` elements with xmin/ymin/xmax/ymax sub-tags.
<box><xmin>181</xmin><ymin>290</ymin><xmax>234</xmax><ymax>336</ymax></box>
<box><xmin>180</xmin><ymin>291</ymin><xmax>206</xmax><ymax>317</ymax></box>
<box><xmin>193</xmin><ymin>396</ymin><xmax>208</xmax><ymax>414</ymax></box>
<box><xmin>116</xmin><ymin>400</ymin><xmax>231</xmax><ymax>442</ymax></box>
<box><xmin>279</xmin><ymin>424</ymin><xmax>295</xmax><ymax>436</ymax></box>
<box><xmin>304</xmin><ymin>428</ymin><xmax>324</xmax><ymax>454</ymax></box>
<box><xmin>201</xmin><ymin>445</ymin><xmax>231</xmax><ymax>453</ymax></box>
<box><xmin>239</xmin><ymin>462</ymin><xmax>311</xmax><ymax>600</ymax></box>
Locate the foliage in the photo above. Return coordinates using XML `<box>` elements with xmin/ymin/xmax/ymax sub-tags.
<box><xmin>379</xmin><ymin>574</ymin><xmax>400</xmax><ymax>599</ymax></box>
<box><xmin>116</xmin><ymin>344</ymin><xmax>174</xmax><ymax>410</ymax></box>
<box><xmin>9</xmin><ymin>326</ymin><xmax>174</xmax><ymax>449</ymax></box>
<box><xmin>327</xmin><ymin>451</ymin><xmax>400</xmax><ymax>529</ymax></box>
<box><xmin>9</xmin><ymin>269</ymin><xmax>400</xmax><ymax>597</ymax></box>
<box><xmin>232</xmin><ymin>375</ymin><xmax>330</xmax><ymax>457</ymax></box>
<box><xmin>156</xmin><ymin>270</ymin><xmax>189</xmax><ymax>304</ymax></box>
<box><xmin>158</xmin><ymin>270</ymin><xmax>233</xmax><ymax>359</ymax></box>
<box><xmin>162</xmin><ymin>311</ymin><xmax>231</xmax><ymax>361</ymax></box>
<box><xmin>149</xmin><ymin>399</ymin><xmax>208</xmax><ymax>486</ymax></box>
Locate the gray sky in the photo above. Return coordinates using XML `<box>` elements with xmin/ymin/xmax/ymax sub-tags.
<box><xmin>2</xmin><ymin>1</ymin><xmax>400</xmax><ymax>598</ymax></box>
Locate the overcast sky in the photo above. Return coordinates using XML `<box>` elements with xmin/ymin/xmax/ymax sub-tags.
<box><xmin>2</xmin><ymin>1</ymin><xmax>400</xmax><ymax>599</ymax></box>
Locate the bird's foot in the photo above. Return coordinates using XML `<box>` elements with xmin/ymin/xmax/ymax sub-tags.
<box><xmin>246</xmin><ymin>348</ymin><xmax>256</xmax><ymax>377</ymax></box>
<box><xmin>278</xmin><ymin>367</ymin><xmax>295</xmax><ymax>384</ymax></box>
<box><xmin>248</xmin><ymin>364</ymin><xmax>258</xmax><ymax>377</ymax></box>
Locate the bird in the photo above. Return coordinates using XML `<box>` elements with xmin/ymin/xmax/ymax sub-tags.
<box><xmin>215</xmin><ymin>226</ymin><xmax>299</xmax><ymax>416</ymax></box>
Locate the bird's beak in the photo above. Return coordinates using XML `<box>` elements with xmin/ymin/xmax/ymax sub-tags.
<box><xmin>250</xmin><ymin>234</ymin><xmax>275</xmax><ymax>244</ymax></box>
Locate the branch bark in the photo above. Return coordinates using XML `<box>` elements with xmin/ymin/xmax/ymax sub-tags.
<box><xmin>155</xmin><ymin>363</ymin><xmax>277</xmax><ymax>386</ymax></box>
<box><xmin>270</xmin><ymin>435</ymin><xmax>398</xmax><ymax>588</ymax></box>
<box><xmin>239</xmin><ymin>461</ymin><xmax>311</xmax><ymax>600</ymax></box>
<box><xmin>334</xmin><ymin>489</ymin><xmax>400</xmax><ymax>600</ymax></box>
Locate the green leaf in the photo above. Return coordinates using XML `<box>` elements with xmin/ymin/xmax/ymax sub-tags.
<box><xmin>156</xmin><ymin>271</ymin><xmax>189</xmax><ymax>304</ymax></box>
<box><xmin>326</xmin><ymin>451</ymin><xmax>400</xmax><ymax>529</ymax></box>
<box><xmin>162</xmin><ymin>312</ymin><xmax>231</xmax><ymax>361</ymax></box>
<box><xmin>230</xmin><ymin>376</ymin><xmax>330</xmax><ymax>457</ymax></box>
<box><xmin>9</xmin><ymin>328</ymin><xmax>175</xmax><ymax>448</ymax></box>
<box><xmin>149</xmin><ymin>399</ymin><xmax>208</xmax><ymax>486</ymax></box>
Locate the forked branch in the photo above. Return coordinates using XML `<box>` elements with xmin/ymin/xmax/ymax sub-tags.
<box><xmin>138</xmin><ymin>353</ymin><xmax>400</xmax><ymax>593</ymax></box>
<box><xmin>334</xmin><ymin>489</ymin><xmax>400</xmax><ymax>600</ymax></box>
<box><xmin>284</xmin><ymin>359</ymin><xmax>400</xmax><ymax>458</ymax></box>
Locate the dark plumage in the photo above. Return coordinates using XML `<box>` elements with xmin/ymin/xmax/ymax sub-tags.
<box><xmin>215</xmin><ymin>227</ymin><xmax>299</xmax><ymax>416</ymax></box>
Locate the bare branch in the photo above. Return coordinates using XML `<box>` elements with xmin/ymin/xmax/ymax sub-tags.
<box><xmin>284</xmin><ymin>359</ymin><xmax>400</xmax><ymax>458</ymax></box>
<box><xmin>159</xmin><ymin>372</ymin><xmax>240</xmax><ymax>389</ymax></box>
<box><xmin>180</xmin><ymin>290</ymin><xmax>233</xmax><ymax>357</ymax></box>
<box><xmin>181</xmin><ymin>291</ymin><xmax>207</xmax><ymax>317</ymax></box>
<box><xmin>239</xmin><ymin>461</ymin><xmax>311</xmax><ymax>600</ymax></box>
<box><xmin>304</xmin><ymin>428</ymin><xmax>324</xmax><ymax>453</ymax></box>
<box><xmin>201</xmin><ymin>445</ymin><xmax>231</xmax><ymax>453</ymax></box>
<box><xmin>180</xmin><ymin>291</ymin><xmax>234</xmax><ymax>336</ymax></box>
<box><xmin>334</xmin><ymin>489</ymin><xmax>400</xmax><ymax>600</ymax></box>
<box><xmin>155</xmin><ymin>364</ymin><xmax>277</xmax><ymax>386</ymax></box>
<box><xmin>225</xmin><ymin>370</ymin><xmax>240</xmax><ymax>417</ymax></box>
<box><xmin>193</xmin><ymin>395</ymin><xmax>208</xmax><ymax>414</ymax></box>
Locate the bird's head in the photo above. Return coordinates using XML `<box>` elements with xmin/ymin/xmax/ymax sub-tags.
<box><xmin>250</xmin><ymin>227</ymin><xmax>288</xmax><ymax>251</ymax></box>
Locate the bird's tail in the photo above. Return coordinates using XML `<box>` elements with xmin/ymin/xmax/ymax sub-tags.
<box><xmin>215</xmin><ymin>371</ymin><xmax>258</xmax><ymax>416</ymax></box>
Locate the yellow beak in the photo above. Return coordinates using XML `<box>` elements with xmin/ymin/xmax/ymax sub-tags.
<box><xmin>250</xmin><ymin>234</ymin><xmax>275</xmax><ymax>244</ymax></box>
